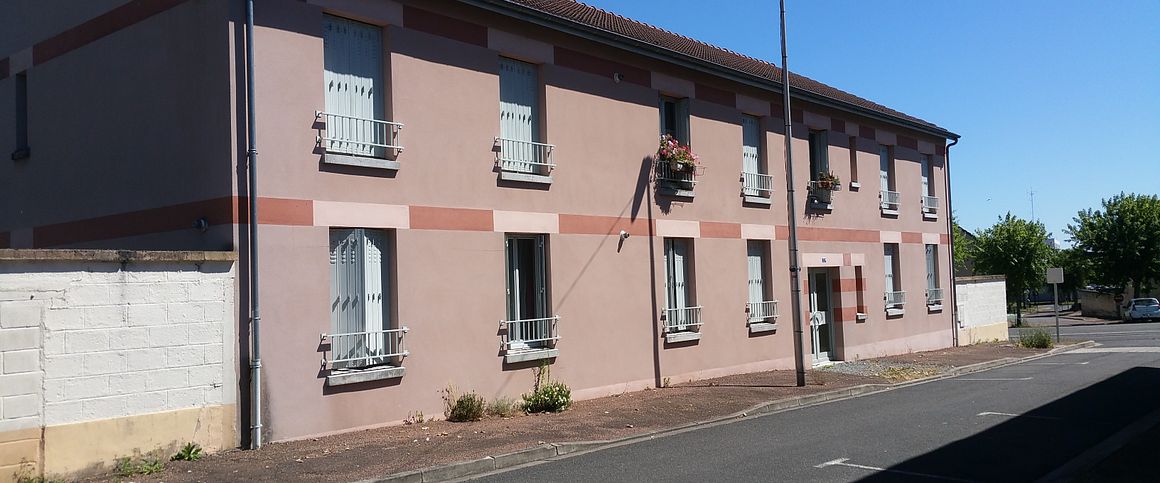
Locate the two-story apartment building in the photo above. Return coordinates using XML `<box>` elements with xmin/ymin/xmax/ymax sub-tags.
<box><xmin>0</xmin><ymin>0</ymin><xmax>959</xmax><ymax>446</ymax></box>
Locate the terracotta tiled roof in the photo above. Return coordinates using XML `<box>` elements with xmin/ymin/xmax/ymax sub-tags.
<box><xmin>501</xmin><ymin>0</ymin><xmax>952</xmax><ymax>136</ymax></box>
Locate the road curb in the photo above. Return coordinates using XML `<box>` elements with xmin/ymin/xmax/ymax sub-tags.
<box><xmin>367</xmin><ymin>342</ymin><xmax>1097</xmax><ymax>482</ymax></box>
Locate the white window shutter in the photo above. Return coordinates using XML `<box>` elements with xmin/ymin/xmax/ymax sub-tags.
<box><xmin>921</xmin><ymin>155</ymin><xmax>931</xmax><ymax>197</ymax></box>
<box><xmin>926</xmin><ymin>245</ymin><xmax>937</xmax><ymax>291</ymax></box>
<box><xmin>747</xmin><ymin>241</ymin><xmax>765</xmax><ymax>305</ymax></box>
<box><xmin>323</xmin><ymin>16</ymin><xmax>384</xmax><ymax>157</ymax></box>
<box><xmin>879</xmin><ymin>146</ymin><xmax>891</xmax><ymax>192</ymax></box>
<box><xmin>884</xmin><ymin>244</ymin><xmax>896</xmax><ymax>292</ymax></box>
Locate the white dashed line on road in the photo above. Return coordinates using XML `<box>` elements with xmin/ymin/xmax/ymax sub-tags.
<box><xmin>1024</xmin><ymin>361</ymin><xmax>1090</xmax><ymax>365</ymax></box>
<box><xmin>1070</xmin><ymin>347</ymin><xmax>1160</xmax><ymax>353</ymax></box>
<box><xmin>815</xmin><ymin>458</ymin><xmax>977</xmax><ymax>482</ymax></box>
<box><xmin>977</xmin><ymin>411</ymin><xmax>1065</xmax><ymax>421</ymax></box>
<box><xmin>954</xmin><ymin>377</ymin><xmax>1033</xmax><ymax>381</ymax></box>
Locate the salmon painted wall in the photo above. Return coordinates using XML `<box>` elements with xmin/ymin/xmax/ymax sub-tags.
<box><xmin>245</xmin><ymin>0</ymin><xmax>954</xmax><ymax>440</ymax></box>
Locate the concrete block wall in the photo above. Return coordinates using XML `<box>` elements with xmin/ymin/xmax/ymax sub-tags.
<box><xmin>0</xmin><ymin>250</ymin><xmax>237</xmax><ymax>481</ymax></box>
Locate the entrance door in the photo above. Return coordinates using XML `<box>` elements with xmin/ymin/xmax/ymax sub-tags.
<box><xmin>809</xmin><ymin>269</ymin><xmax>834</xmax><ymax>363</ymax></box>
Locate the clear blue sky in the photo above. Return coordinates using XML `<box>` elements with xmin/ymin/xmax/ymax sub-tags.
<box><xmin>583</xmin><ymin>0</ymin><xmax>1160</xmax><ymax>243</ymax></box>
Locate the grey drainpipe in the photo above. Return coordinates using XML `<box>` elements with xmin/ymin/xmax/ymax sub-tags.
<box><xmin>779</xmin><ymin>0</ymin><xmax>806</xmax><ymax>387</ymax></box>
<box><xmin>944</xmin><ymin>137</ymin><xmax>959</xmax><ymax>346</ymax></box>
<box><xmin>244</xmin><ymin>0</ymin><xmax>263</xmax><ymax>449</ymax></box>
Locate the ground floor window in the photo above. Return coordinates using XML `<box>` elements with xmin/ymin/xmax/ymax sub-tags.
<box><xmin>329</xmin><ymin>228</ymin><xmax>402</xmax><ymax>369</ymax></box>
<box><xmin>746</xmin><ymin>240</ymin><xmax>777</xmax><ymax>323</ymax></box>
<box><xmin>664</xmin><ymin>238</ymin><xmax>701</xmax><ymax>333</ymax></box>
<box><xmin>504</xmin><ymin>234</ymin><xmax>554</xmax><ymax>350</ymax></box>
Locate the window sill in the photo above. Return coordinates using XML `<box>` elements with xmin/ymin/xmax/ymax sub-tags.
<box><xmin>503</xmin><ymin>348</ymin><xmax>558</xmax><ymax>364</ymax></box>
<box><xmin>499</xmin><ymin>170</ymin><xmax>553</xmax><ymax>185</ymax></box>
<box><xmin>923</xmin><ymin>212</ymin><xmax>939</xmax><ymax>221</ymax></box>
<box><xmin>323</xmin><ymin>152</ymin><xmax>400</xmax><ymax>170</ymax></box>
<box><xmin>325</xmin><ymin>365</ymin><xmax>405</xmax><ymax>386</ymax></box>
<box><xmin>807</xmin><ymin>201</ymin><xmax>833</xmax><ymax>212</ymax></box>
<box><xmin>849</xmin><ymin>181</ymin><xmax>861</xmax><ymax>191</ymax></box>
<box><xmin>856</xmin><ymin>312</ymin><xmax>868</xmax><ymax>321</ymax></box>
<box><xmin>928</xmin><ymin>303</ymin><xmax>944</xmax><ymax>312</ymax></box>
<box><xmin>743</xmin><ymin>195</ymin><xmax>772</xmax><ymax>206</ymax></box>
<box><xmin>880</xmin><ymin>208</ymin><xmax>900</xmax><ymax>217</ymax></box>
<box><xmin>665</xmin><ymin>331</ymin><xmax>701</xmax><ymax>343</ymax></box>
<box><xmin>658</xmin><ymin>186</ymin><xmax>696</xmax><ymax>199</ymax></box>
<box><xmin>886</xmin><ymin>308</ymin><xmax>906</xmax><ymax>317</ymax></box>
<box><xmin>748</xmin><ymin>322</ymin><xmax>778</xmax><ymax>334</ymax></box>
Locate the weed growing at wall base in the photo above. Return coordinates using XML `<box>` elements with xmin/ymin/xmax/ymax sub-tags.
<box><xmin>171</xmin><ymin>442</ymin><xmax>202</xmax><ymax>462</ymax></box>
<box><xmin>1018</xmin><ymin>329</ymin><xmax>1054</xmax><ymax>349</ymax></box>
<box><xmin>522</xmin><ymin>362</ymin><xmax>572</xmax><ymax>413</ymax></box>
<box><xmin>114</xmin><ymin>456</ymin><xmax>164</xmax><ymax>477</ymax></box>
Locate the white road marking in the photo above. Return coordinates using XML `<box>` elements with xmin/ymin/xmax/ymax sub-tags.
<box><xmin>954</xmin><ymin>377</ymin><xmax>1033</xmax><ymax>381</ymax></box>
<box><xmin>977</xmin><ymin>411</ymin><xmax>1065</xmax><ymax>421</ymax></box>
<box><xmin>1070</xmin><ymin>347</ymin><xmax>1160</xmax><ymax>353</ymax></box>
<box><xmin>1024</xmin><ymin>361</ymin><xmax>1090</xmax><ymax>365</ymax></box>
<box><xmin>1062</xmin><ymin>330</ymin><xmax>1160</xmax><ymax>336</ymax></box>
<box><xmin>815</xmin><ymin>457</ymin><xmax>976</xmax><ymax>482</ymax></box>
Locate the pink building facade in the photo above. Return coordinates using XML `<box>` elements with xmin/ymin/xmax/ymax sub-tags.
<box><xmin>0</xmin><ymin>0</ymin><xmax>959</xmax><ymax>444</ymax></box>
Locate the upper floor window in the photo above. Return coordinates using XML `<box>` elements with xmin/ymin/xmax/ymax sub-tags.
<box><xmin>808</xmin><ymin>130</ymin><xmax>829</xmax><ymax>182</ymax></box>
<box><xmin>740</xmin><ymin>115</ymin><xmax>772</xmax><ymax>199</ymax></box>
<box><xmin>921</xmin><ymin>154</ymin><xmax>939</xmax><ymax>217</ymax></box>
<box><xmin>879</xmin><ymin>145</ymin><xmax>899</xmax><ymax>214</ymax></box>
<box><xmin>11</xmin><ymin>72</ymin><xmax>30</xmax><ymax>161</ymax></box>
<box><xmin>659</xmin><ymin>96</ymin><xmax>690</xmax><ymax>145</ymax></box>
<box><xmin>320</xmin><ymin>16</ymin><xmax>402</xmax><ymax>163</ymax></box>
<box><xmin>497</xmin><ymin>58</ymin><xmax>553</xmax><ymax>177</ymax></box>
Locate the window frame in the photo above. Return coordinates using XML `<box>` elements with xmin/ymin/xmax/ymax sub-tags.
<box><xmin>504</xmin><ymin>233</ymin><xmax>553</xmax><ymax>352</ymax></box>
<box><xmin>327</xmin><ymin>228</ymin><xmax>399</xmax><ymax>371</ymax></box>
<box><xmin>659</xmin><ymin>95</ymin><xmax>691</xmax><ymax>146</ymax></box>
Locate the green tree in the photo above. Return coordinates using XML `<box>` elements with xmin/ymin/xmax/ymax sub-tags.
<box><xmin>951</xmin><ymin>213</ymin><xmax>975</xmax><ymax>276</ymax></box>
<box><xmin>1066</xmin><ymin>193</ymin><xmax>1160</xmax><ymax>296</ymax></box>
<box><xmin>971</xmin><ymin>213</ymin><xmax>1055</xmax><ymax>326</ymax></box>
<box><xmin>1051</xmin><ymin>247</ymin><xmax>1092</xmax><ymax>297</ymax></box>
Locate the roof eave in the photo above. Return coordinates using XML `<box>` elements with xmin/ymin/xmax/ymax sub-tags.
<box><xmin>461</xmin><ymin>0</ymin><xmax>960</xmax><ymax>141</ymax></box>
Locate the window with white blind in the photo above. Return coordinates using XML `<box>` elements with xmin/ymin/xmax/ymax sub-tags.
<box><xmin>498</xmin><ymin>58</ymin><xmax>552</xmax><ymax>176</ymax></box>
<box><xmin>884</xmin><ymin>243</ymin><xmax>905</xmax><ymax>313</ymax></box>
<box><xmin>663</xmin><ymin>238</ymin><xmax>701</xmax><ymax>339</ymax></box>
<box><xmin>926</xmin><ymin>244</ymin><xmax>943</xmax><ymax>307</ymax></box>
<box><xmin>320</xmin><ymin>16</ymin><xmax>402</xmax><ymax>163</ymax></box>
<box><xmin>741</xmin><ymin>115</ymin><xmax>772</xmax><ymax>199</ymax></box>
<box><xmin>880</xmin><ymin>145</ymin><xmax>899</xmax><ymax>213</ymax></box>
<box><xmin>328</xmin><ymin>229</ymin><xmax>403</xmax><ymax>371</ymax></box>
<box><xmin>921</xmin><ymin>154</ymin><xmax>939</xmax><ymax>216</ymax></box>
<box><xmin>746</xmin><ymin>241</ymin><xmax>777</xmax><ymax>328</ymax></box>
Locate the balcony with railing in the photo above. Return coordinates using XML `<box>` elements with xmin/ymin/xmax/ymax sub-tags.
<box><xmin>885</xmin><ymin>290</ymin><xmax>907</xmax><ymax>316</ymax></box>
<box><xmin>881</xmin><ymin>190</ymin><xmax>901</xmax><ymax>214</ymax></box>
<box><xmin>922</xmin><ymin>195</ymin><xmax>940</xmax><ymax>218</ymax></box>
<box><xmin>315</xmin><ymin>111</ymin><xmax>404</xmax><ymax>169</ymax></box>
<box><xmin>746</xmin><ymin>300</ymin><xmax>779</xmax><ymax>333</ymax></box>
<box><xmin>741</xmin><ymin>171</ymin><xmax>774</xmax><ymax>202</ymax></box>
<box><xmin>499</xmin><ymin>315</ymin><xmax>560</xmax><ymax>363</ymax></box>
<box><xmin>320</xmin><ymin>326</ymin><xmax>408</xmax><ymax>385</ymax></box>
<box><xmin>656</xmin><ymin>160</ymin><xmax>697</xmax><ymax>198</ymax></box>
<box><xmin>495</xmin><ymin>137</ymin><xmax>555</xmax><ymax>183</ymax></box>
<box><xmin>927</xmin><ymin>287</ymin><xmax>944</xmax><ymax>309</ymax></box>
<box><xmin>662</xmin><ymin>306</ymin><xmax>703</xmax><ymax>343</ymax></box>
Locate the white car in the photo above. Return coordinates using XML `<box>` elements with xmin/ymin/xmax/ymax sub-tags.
<box><xmin>1126</xmin><ymin>298</ymin><xmax>1160</xmax><ymax>322</ymax></box>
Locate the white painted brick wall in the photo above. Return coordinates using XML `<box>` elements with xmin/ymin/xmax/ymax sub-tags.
<box><xmin>0</xmin><ymin>258</ymin><xmax>236</xmax><ymax>431</ymax></box>
<box><xmin>956</xmin><ymin>279</ymin><xmax>1008</xmax><ymax>328</ymax></box>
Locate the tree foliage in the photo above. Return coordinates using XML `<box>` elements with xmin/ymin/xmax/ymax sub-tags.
<box><xmin>952</xmin><ymin>213</ymin><xmax>975</xmax><ymax>276</ymax></box>
<box><xmin>1051</xmin><ymin>247</ymin><xmax>1092</xmax><ymax>295</ymax></box>
<box><xmin>971</xmin><ymin>213</ymin><xmax>1055</xmax><ymax>324</ymax></box>
<box><xmin>1066</xmin><ymin>193</ymin><xmax>1160</xmax><ymax>295</ymax></box>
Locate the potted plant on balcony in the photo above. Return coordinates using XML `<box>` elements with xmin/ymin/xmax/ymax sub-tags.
<box><xmin>656</xmin><ymin>134</ymin><xmax>701</xmax><ymax>190</ymax></box>
<box><xmin>808</xmin><ymin>171</ymin><xmax>842</xmax><ymax>206</ymax></box>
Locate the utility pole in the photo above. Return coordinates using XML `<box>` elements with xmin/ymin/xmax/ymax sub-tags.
<box><xmin>1029</xmin><ymin>188</ymin><xmax>1036</xmax><ymax>222</ymax></box>
<box><xmin>779</xmin><ymin>0</ymin><xmax>807</xmax><ymax>387</ymax></box>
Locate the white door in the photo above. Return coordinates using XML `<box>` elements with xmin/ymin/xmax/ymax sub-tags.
<box><xmin>499</xmin><ymin>58</ymin><xmax>540</xmax><ymax>172</ymax></box>
<box><xmin>746</xmin><ymin>241</ymin><xmax>766</xmax><ymax>320</ymax></box>
<box><xmin>323</xmin><ymin>16</ymin><xmax>384</xmax><ymax>157</ymax></box>
<box><xmin>666</xmin><ymin>239</ymin><xmax>690</xmax><ymax>330</ymax></box>
<box><xmin>809</xmin><ymin>270</ymin><xmax>833</xmax><ymax>362</ymax></box>
<box><xmin>741</xmin><ymin>116</ymin><xmax>761</xmax><ymax>195</ymax></box>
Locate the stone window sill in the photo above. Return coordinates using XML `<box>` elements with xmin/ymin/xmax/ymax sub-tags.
<box><xmin>326</xmin><ymin>365</ymin><xmax>405</xmax><ymax>386</ymax></box>
<box><xmin>323</xmin><ymin>152</ymin><xmax>400</xmax><ymax>170</ymax></box>
<box><xmin>748</xmin><ymin>322</ymin><xmax>778</xmax><ymax>334</ymax></box>
<box><xmin>499</xmin><ymin>170</ymin><xmax>553</xmax><ymax>185</ymax></box>
<box><xmin>503</xmin><ymin>348</ymin><xmax>558</xmax><ymax>364</ymax></box>
<box><xmin>665</xmin><ymin>331</ymin><xmax>702</xmax><ymax>343</ymax></box>
<box><xmin>886</xmin><ymin>307</ymin><xmax>906</xmax><ymax>317</ymax></box>
<box><xmin>743</xmin><ymin>195</ymin><xmax>772</xmax><ymax>206</ymax></box>
<box><xmin>928</xmin><ymin>304</ymin><xmax>944</xmax><ymax>312</ymax></box>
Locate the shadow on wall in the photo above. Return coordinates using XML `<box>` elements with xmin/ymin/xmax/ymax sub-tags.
<box><xmin>856</xmin><ymin>366</ymin><xmax>1160</xmax><ymax>482</ymax></box>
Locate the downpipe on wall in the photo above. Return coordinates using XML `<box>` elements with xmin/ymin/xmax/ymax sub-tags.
<box><xmin>244</xmin><ymin>0</ymin><xmax>263</xmax><ymax>449</ymax></box>
<box><xmin>944</xmin><ymin>137</ymin><xmax>959</xmax><ymax>347</ymax></box>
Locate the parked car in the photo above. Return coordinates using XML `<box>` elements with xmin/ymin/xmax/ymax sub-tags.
<box><xmin>1125</xmin><ymin>298</ymin><xmax>1160</xmax><ymax>322</ymax></box>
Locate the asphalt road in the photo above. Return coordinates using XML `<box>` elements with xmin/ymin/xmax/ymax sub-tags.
<box><xmin>473</xmin><ymin>322</ymin><xmax>1160</xmax><ymax>482</ymax></box>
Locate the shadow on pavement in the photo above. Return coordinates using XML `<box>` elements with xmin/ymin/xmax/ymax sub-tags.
<box><xmin>857</xmin><ymin>366</ymin><xmax>1160</xmax><ymax>482</ymax></box>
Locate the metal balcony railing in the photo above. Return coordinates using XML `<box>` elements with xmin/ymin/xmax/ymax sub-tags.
<box><xmin>321</xmin><ymin>327</ymin><xmax>408</xmax><ymax>369</ymax></box>
<box><xmin>746</xmin><ymin>300</ymin><xmax>779</xmax><ymax>323</ymax></box>
<box><xmin>500</xmin><ymin>315</ymin><xmax>560</xmax><ymax>351</ymax></box>
<box><xmin>923</xmin><ymin>195</ymin><xmax>940</xmax><ymax>214</ymax></box>
<box><xmin>495</xmin><ymin>137</ymin><xmax>555</xmax><ymax>175</ymax></box>
<box><xmin>741</xmin><ymin>171</ymin><xmax>774</xmax><ymax>197</ymax></box>
<box><xmin>881</xmin><ymin>190</ymin><xmax>901</xmax><ymax>211</ymax></box>
<box><xmin>885</xmin><ymin>290</ymin><xmax>907</xmax><ymax>309</ymax></box>
<box><xmin>316</xmin><ymin>111</ymin><xmax>403</xmax><ymax>158</ymax></box>
<box><xmin>927</xmin><ymin>287</ymin><xmax>944</xmax><ymax>305</ymax></box>
<box><xmin>662</xmin><ymin>306</ymin><xmax>703</xmax><ymax>333</ymax></box>
<box><xmin>656</xmin><ymin>160</ymin><xmax>697</xmax><ymax>187</ymax></box>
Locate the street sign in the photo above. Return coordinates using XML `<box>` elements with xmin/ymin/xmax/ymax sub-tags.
<box><xmin>1046</xmin><ymin>267</ymin><xmax>1064</xmax><ymax>343</ymax></box>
